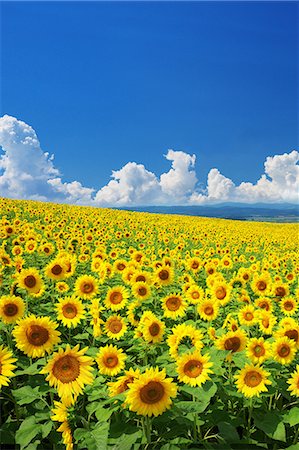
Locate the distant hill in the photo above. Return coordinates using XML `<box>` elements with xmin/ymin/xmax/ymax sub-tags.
<box><xmin>117</xmin><ymin>203</ymin><xmax>299</xmax><ymax>222</ymax></box>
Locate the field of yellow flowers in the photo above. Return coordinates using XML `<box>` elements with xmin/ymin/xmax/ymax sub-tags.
<box><xmin>0</xmin><ymin>197</ymin><xmax>298</xmax><ymax>450</ymax></box>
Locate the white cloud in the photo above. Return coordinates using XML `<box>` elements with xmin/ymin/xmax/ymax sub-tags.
<box><xmin>0</xmin><ymin>114</ymin><xmax>298</xmax><ymax>206</ymax></box>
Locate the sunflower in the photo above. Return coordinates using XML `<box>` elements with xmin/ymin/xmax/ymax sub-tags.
<box><xmin>280</xmin><ymin>297</ymin><xmax>298</xmax><ymax>316</ymax></box>
<box><xmin>45</xmin><ymin>259</ymin><xmax>68</xmax><ymax>281</ymax></box>
<box><xmin>162</xmin><ymin>294</ymin><xmax>187</xmax><ymax>319</ymax></box>
<box><xmin>254</xmin><ymin>297</ymin><xmax>273</xmax><ymax>312</ymax></box>
<box><xmin>108</xmin><ymin>367</ymin><xmax>141</xmax><ymax>397</ymax></box>
<box><xmin>41</xmin><ymin>344</ymin><xmax>94</xmax><ymax>405</ymax></box>
<box><xmin>275</xmin><ymin>324</ymin><xmax>299</xmax><ymax>349</ymax></box>
<box><xmin>257</xmin><ymin>311</ymin><xmax>277</xmax><ymax>335</ymax></box>
<box><xmin>89</xmin><ymin>299</ymin><xmax>104</xmax><ymax>338</ymax></box>
<box><xmin>197</xmin><ymin>299</ymin><xmax>219</xmax><ymax>322</ymax></box>
<box><xmin>125</xmin><ymin>367</ymin><xmax>177</xmax><ymax>417</ymax></box>
<box><xmin>105</xmin><ymin>286</ymin><xmax>129</xmax><ymax>311</ymax></box>
<box><xmin>96</xmin><ymin>344</ymin><xmax>126</xmax><ymax>376</ymax></box>
<box><xmin>56</xmin><ymin>281</ymin><xmax>70</xmax><ymax>293</ymax></box>
<box><xmin>272</xmin><ymin>282</ymin><xmax>289</xmax><ymax>299</ymax></box>
<box><xmin>0</xmin><ymin>345</ymin><xmax>17</xmax><ymax>388</ymax></box>
<box><xmin>272</xmin><ymin>337</ymin><xmax>297</xmax><ymax>365</ymax></box>
<box><xmin>56</xmin><ymin>296</ymin><xmax>85</xmax><ymax>328</ymax></box>
<box><xmin>167</xmin><ymin>324</ymin><xmax>204</xmax><ymax>359</ymax></box>
<box><xmin>251</xmin><ymin>273</ymin><xmax>272</xmax><ymax>297</ymax></box>
<box><xmin>131</xmin><ymin>281</ymin><xmax>151</xmax><ymax>301</ymax></box>
<box><xmin>154</xmin><ymin>265</ymin><xmax>174</xmax><ymax>286</ymax></box>
<box><xmin>235</xmin><ymin>364</ymin><xmax>272</xmax><ymax>398</ymax></box>
<box><xmin>287</xmin><ymin>365</ymin><xmax>299</xmax><ymax>397</ymax></box>
<box><xmin>238</xmin><ymin>305</ymin><xmax>258</xmax><ymax>326</ymax></box>
<box><xmin>185</xmin><ymin>285</ymin><xmax>205</xmax><ymax>305</ymax></box>
<box><xmin>113</xmin><ymin>259</ymin><xmax>128</xmax><ymax>273</ymax></box>
<box><xmin>104</xmin><ymin>315</ymin><xmax>127</xmax><ymax>340</ymax></box>
<box><xmin>140</xmin><ymin>313</ymin><xmax>165</xmax><ymax>344</ymax></box>
<box><xmin>13</xmin><ymin>315</ymin><xmax>61</xmax><ymax>358</ymax></box>
<box><xmin>74</xmin><ymin>275</ymin><xmax>98</xmax><ymax>300</ymax></box>
<box><xmin>216</xmin><ymin>329</ymin><xmax>247</xmax><ymax>354</ymax></box>
<box><xmin>246</xmin><ymin>337</ymin><xmax>272</xmax><ymax>364</ymax></box>
<box><xmin>0</xmin><ymin>295</ymin><xmax>25</xmax><ymax>324</ymax></box>
<box><xmin>130</xmin><ymin>270</ymin><xmax>152</xmax><ymax>285</ymax></box>
<box><xmin>18</xmin><ymin>268</ymin><xmax>43</xmax><ymax>295</ymax></box>
<box><xmin>210</xmin><ymin>281</ymin><xmax>232</xmax><ymax>306</ymax></box>
<box><xmin>176</xmin><ymin>351</ymin><xmax>213</xmax><ymax>387</ymax></box>
<box><xmin>51</xmin><ymin>401</ymin><xmax>74</xmax><ymax>450</ymax></box>
<box><xmin>186</xmin><ymin>257</ymin><xmax>202</xmax><ymax>273</ymax></box>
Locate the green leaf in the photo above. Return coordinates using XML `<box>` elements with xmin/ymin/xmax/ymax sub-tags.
<box><xmin>12</xmin><ymin>386</ymin><xmax>41</xmax><ymax>405</ymax></box>
<box><xmin>109</xmin><ymin>431</ymin><xmax>141</xmax><ymax>450</ymax></box>
<box><xmin>218</xmin><ymin>421</ymin><xmax>240</xmax><ymax>443</ymax></box>
<box><xmin>253</xmin><ymin>411</ymin><xmax>286</xmax><ymax>442</ymax></box>
<box><xmin>283</xmin><ymin>407</ymin><xmax>299</xmax><ymax>427</ymax></box>
<box><xmin>175</xmin><ymin>400</ymin><xmax>210</xmax><ymax>414</ymax></box>
<box><xmin>15</xmin><ymin>417</ymin><xmax>41</xmax><ymax>449</ymax></box>
<box><xmin>41</xmin><ymin>421</ymin><xmax>53</xmax><ymax>439</ymax></box>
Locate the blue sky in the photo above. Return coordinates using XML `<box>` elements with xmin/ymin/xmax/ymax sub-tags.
<box><xmin>0</xmin><ymin>1</ymin><xmax>298</xmax><ymax>206</ymax></box>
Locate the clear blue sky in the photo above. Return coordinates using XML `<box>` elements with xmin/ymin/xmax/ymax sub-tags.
<box><xmin>1</xmin><ymin>1</ymin><xmax>298</xmax><ymax>189</ymax></box>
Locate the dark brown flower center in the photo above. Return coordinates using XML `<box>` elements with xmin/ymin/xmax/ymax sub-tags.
<box><xmin>253</xmin><ymin>345</ymin><xmax>265</xmax><ymax>356</ymax></box>
<box><xmin>52</xmin><ymin>355</ymin><xmax>80</xmax><ymax>383</ymax></box>
<box><xmin>184</xmin><ymin>359</ymin><xmax>203</xmax><ymax>378</ymax></box>
<box><xmin>245</xmin><ymin>312</ymin><xmax>254</xmax><ymax>321</ymax></box>
<box><xmin>26</xmin><ymin>325</ymin><xmax>49</xmax><ymax>346</ymax></box>
<box><xmin>136</xmin><ymin>275</ymin><xmax>146</xmax><ymax>282</ymax></box>
<box><xmin>138</xmin><ymin>286</ymin><xmax>147</xmax><ymax>296</ymax></box>
<box><xmin>108</xmin><ymin>319</ymin><xmax>123</xmax><ymax>334</ymax></box>
<box><xmin>140</xmin><ymin>381</ymin><xmax>165</xmax><ymax>404</ymax></box>
<box><xmin>284</xmin><ymin>301</ymin><xmax>294</xmax><ymax>311</ymax></box>
<box><xmin>3</xmin><ymin>303</ymin><xmax>18</xmax><ymax>317</ymax></box>
<box><xmin>117</xmin><ymin>263</ymin><xmax>126</xmax><ymax>271</ymax></box>
<box><xmin>204</xmin><ymin>306</ymin><xmax>214</xmax><ymax>315</ymax></box>
<box><xmin>275</xmin><ymin>287</ymin><xmax>286</xmax><ymax>297</ymax></box>
<box><xmin>159</xmin><ymin>270</ymin><xmax>169</xmax><ymax>281</ymax></box>
<box><xmin>257</xmin><ymin>281</ymin><xmax>266</xmax><ymax>291</ymax></box>
<box><xmin>191</xmin><ymin>261</ymin><xmax>199</xmax><ymax>269</ymax></box>
<box><xmin>216</xmin><ymin>286</ymin><xmax>226</xmax><ymax>300</ymax></box>
<box><xmin>24</xmin><ymin>275</ymin><xmax>37</xmax><ymax>288</ymax></box>
<box><xmin>149</xmin><ymin>322</ymin><xmax>160</xmax><ymax>336</ymax></box>
<box><xmin>104</xmin><ymin>355</ymin><xmax>118</xmax><ymax>368</ymax></box>
<box><xmin>166</xmin><ymin>297</ymin><xmax>181</xmax><ymax>311</ymax></box>
<box><xmin>52</xmin><ymin>264</ymin><xmax>63</xmax><ymax>275</ymax></box>
<box><xmin>244</xmin><ymin>370</ymin><xmax>262</xmax><ymax>387</ymax></box>
<box><xmin>285</xmin><ymin>329</ymin><xmax>298</xmax><ymax>343</ymax></box>
<box><xmin>224</xmin><ymin>336</ymin><xmax>241</xmax><ymax>352</ymax></box>
<box><xmin>110</xmin><ymin>292</ymin><xmax>123</xmax><ymax>304</ymax></box>
<box><xmin>62</xmin><ymin>303</ymin><xmax>77</xmax><ymax>319</ymax></box>
<box><xmin>278</xmin><ymin>345</ymin><xmax>290</xmax><ymax>357</ymax></box>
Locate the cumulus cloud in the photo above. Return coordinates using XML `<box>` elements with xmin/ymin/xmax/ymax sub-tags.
<box><xmin>0</xmin><ymin>114</ymin><xmax>298</xmax><ymax>206</ymax></box>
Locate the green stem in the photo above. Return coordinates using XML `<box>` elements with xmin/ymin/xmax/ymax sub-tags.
<box><xmin>141</xmin><ymin>416</ymin><xmax>151</xmax><ymax>444</ymax></box>
<box><xmin>293</xmin><ymin>425</ymin><xmax>299</xmax><ymax>445</ymax></box>
<box><xmin>246</xmin><ymin>398</ymin><xmax>253</xmax><ymax>440</ymax></box>
<box><xmin>268</xmin><ymin>394</ymin><xmax>273</xmax><ymax>411</ymax></box>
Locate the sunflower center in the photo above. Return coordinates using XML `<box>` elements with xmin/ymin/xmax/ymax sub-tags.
<box><xmin>166</xmin><ymin>297</ymin><xmax>181</xmax><ymax>311</ymax></box>
<box><xmin>136</xmin><ymin>275</ymin><xmax>146</xmax><ymax>282</ymax></box>
<box><xmin>208</xmin><ymin>268</ymin><xmax>214</xmax><ymax>275</ymax></box>
<box><xmin>259</xmin><ymin>302</ymin><xmax>269</xmax><ymax>311</ymax></box>
<box><xmin>279</xmin><ymin>345</ymin><xmax>290</xmax><ymax>357</ymax></box>
<box><xmin>191</xmin><ymin>292</ymin><xmax>200</xmax><ymax>299</ymax></box>
<box><xmin>108</xmin><ymin>319</ymin><xmax>123</xmax><ymax>334</ymax></box>
<box><xmin>26</xmin><ymin>325</ymin><xmax>49</xmax><ymax>346</ymax></box>
<box><xmin>138</xmin><ymin>287</ymin><xmax>147</xmax><ymax>296</ymax></box>
<box><xmin>149</xmin><ymin>322</ymin><xmax>160</xmax><ymax>336</ymax></box>
<box><xmin>285</xmin><ymin>329</ymin><xmax>298</xmax><ymax>343</ymax></box>
<box><xmin>245</xmin><ymin>312</ymin><xmax>254</xmax><ymax>321</ymax></box>
<box><xmin>215</xmin><ymin>286</ymin><xmax>226</xmax><ymax>300</ymax></box>
<box><xmin>262</xmin><ymin>318</ymin><xmax>269</xmax><ymax>328</ymax></box>
<box><xmin>204</xmin><ymin>306</ymin><xmax>214</xmax><ymax>315</ymax></box>
<box><xmin>284</xmin><ymin>301</ymin><xmax>293</xmax><ymax>311</ymax></box>
<box><xmin>275</xmin><ymin>287</ymin><xmax>286</xmax><ymax>297</ymax></box>
<box><xmin>3</xmin><ymin>303</ymin><xmax>18</xmax><ymax>316</ymax></box>
<box><xmin>52</xmin><ymin>264</ymin><xmax>63</xmax><ymax>275</ymax></box>
<box><xmin>244</xmin><ymin>370</ymin><xmax>262</xmax><ymax>387</ymax></box>
<box><xmin>104</xmin><ymin>355</ymin><xmax>118</xmax><ymax>368</ymax></box>
<box><xmin>140</xmin><ymin>381</ymin><xmax>165</xmax><ymax>404</ymax></box>
<box><xmin>253</xmin><ymin>345</ymin><xmax>265</xmax><ymax>356</ymax></box>
<box><xmin>24</xmin><ymin>275</ymin><xmax>37</xmax><ymax>288</ymax></box>
<box><xmin>257</xmin><ymin>281</ymin><xmax>266</xmax><ymax>291</ymax></box>
<box><xmin>110</xmin><ymin>292</ymin><xmax>123</xmax><ymax>304</ymax></box>
<box><xmin>191</xmin><ymin>261</ymin><xmax>199</xmax><ymax>269</ymax></box>
<box><xmin>224</xmin><ymin>336</ymin><xmax>241</xmax><ymax>352</ymax></box>
<box><xmin>122</xmin><ymin>376</ymin><xmax>135</xmax><ymax>391</ymax></box>
<box><xmin>52</xmin><ymin>355</ymin><xmax>80</xmax><ymax>383</ymax></box>
<box><xmin>62</xmin><ymin>303</ymin><xmax>77</xmax><ymax>319</ymax></box>
<box><xmin>159</xmin><ymin>270</ymin><xmax>169</xmax><ymax>281</ymax></box>
<box><xmin>82</xmin><ymin>282</ymin><xmax>93</xmax><ymax>294</ymax></box>
<box><xmin>243</xmin><ymin>274</ymin><xmax>249</xmax><ymax>281</ymax></box>
<box><xmin>184</xmin><ymin>359</ymin><xmax>203</xmax><ymax>378</ymax></box>
<box><xmin>117</xmin><ymin>263</ymin><xmax>126</xmax><ymax>271</ymax></box>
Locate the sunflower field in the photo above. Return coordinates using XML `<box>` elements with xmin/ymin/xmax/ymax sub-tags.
<box><xmin>0</xmin><ymin>197</ymin><xmax>298</xmax><ymax>450</ymax></box>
